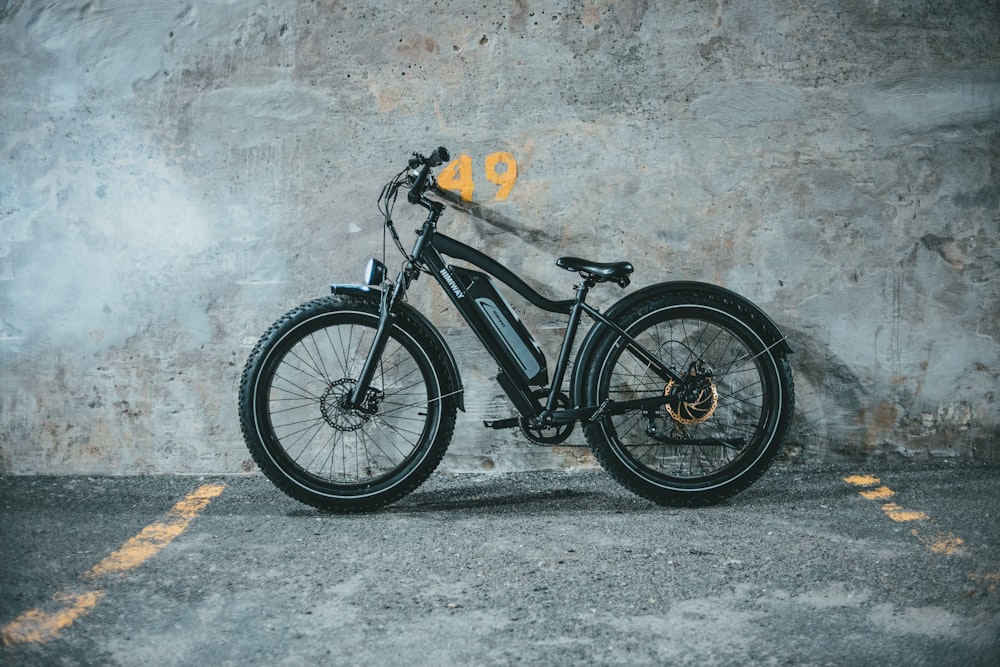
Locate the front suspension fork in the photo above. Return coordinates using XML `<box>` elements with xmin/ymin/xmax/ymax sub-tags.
<box><xmin>346</xmin><ymin>273</ymin><xmax>408</xmax><ymax>409</ymax></box>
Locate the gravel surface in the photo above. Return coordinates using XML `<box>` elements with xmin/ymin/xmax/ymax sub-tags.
<box><xmin>2</xmin><ymin>462</ymin><xmax>999</xmax><ymax>665</ymax></box>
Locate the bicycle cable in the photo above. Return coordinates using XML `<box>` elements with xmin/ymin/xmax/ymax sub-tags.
<box><xmin>378</xmin><ymin>167</ymin><xmax>410</xmax><ymax>262</ymax></box>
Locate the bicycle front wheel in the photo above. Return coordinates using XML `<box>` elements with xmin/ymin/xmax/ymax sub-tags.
<box><xmin>239</xmin><ymin>295</ymin><xmax>457</xmax><ymax>512</ymax></box>
<box><xmin>582</xmin><ymin>288</ymin><xmax>794</xmax><ymax>506</ymax></box>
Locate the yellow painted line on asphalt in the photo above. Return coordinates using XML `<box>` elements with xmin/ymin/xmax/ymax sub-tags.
<box><xmin>85</xmin><ymin>482</ymin><xmax>225</xmax><ymax>578</ymax></box>
<box><xmin>1</xmin><ymin>483</ymin><xmax>225</xmax><ymax>647</ymax></box>
<box><xmin>843</xmin><ymin>474</ymin><xmax>880</xmax><ymax>487</ymax></box>
<box><xmin>912</xmin><ymin>529</ymin><xmax>965</xmax><ymax>556</ymax></box>
<box><xmin>845</xmin><ymin>476</ymin><xmax>995</xmax><ymax>591</ymax></box>
<box><xmin>0</xmin><ymin>591</ymin><xmax>106</xmax><ymax>646</ymax></box>
<box><xmin>843</xmin><ymin>474</ymin><xmax>967</xmax><ymax>557</ymax></box>
<box><xmin>880</xmin><ymin>503</ymin><xmax>929</xmax><ymax>523</ymax></box>
<box><xmin>858</xmin><ymin>486</ymin><xmax>895</xmax><ymax>500</ymax></box>
<box><xmin>968</xmin><ymin>571</ymin><xmax>1000</xmax><ymax>594</ymax></box>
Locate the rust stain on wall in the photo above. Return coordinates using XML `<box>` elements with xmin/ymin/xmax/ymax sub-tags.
<box><xmin>1</xmin><ymin>0</ymin><xmax>998</xmax><ymax>474</ymax></box>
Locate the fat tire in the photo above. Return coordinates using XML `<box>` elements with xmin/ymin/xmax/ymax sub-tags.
<box><xmin>238</xmin><ymin>295</ymin><xmax>457</xmax><ymax>512</ymax></box>
<box><xmin>582</xmin><ymin>288</ymin><xmax>794</xmax><ymax>506</ymax></box>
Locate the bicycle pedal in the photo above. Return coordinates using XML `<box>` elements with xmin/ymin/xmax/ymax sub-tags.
<box><xmin>483</xmin><ymin>418</ymin><xmax>519</xmax><ymax>430</ymax></box>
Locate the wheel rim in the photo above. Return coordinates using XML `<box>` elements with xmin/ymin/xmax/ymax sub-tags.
<box><xmin>598</xmin><ymin>305</ymin><xmax>781</xmax><ymax>488</ymax></box>
<box><xmin>254</xmin><ymin>312</ymin><xmax>441</xmax><ymax>495</ymax></box>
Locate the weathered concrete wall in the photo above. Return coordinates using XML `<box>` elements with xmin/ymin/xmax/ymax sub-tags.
<box><xmin>1</xmin><ymin>0</ymin><xmax>998</xmax><ymax>474</ymax></box>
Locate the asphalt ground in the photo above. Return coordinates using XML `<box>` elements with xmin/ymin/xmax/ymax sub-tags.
<box><xmin>1</xmin><ymin>461</ymin><xmax>998</xmax><ymax>666</ymax></box>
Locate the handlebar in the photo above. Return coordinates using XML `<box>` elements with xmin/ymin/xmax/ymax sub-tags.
<box><xmin>407</xmin><ymin>146</ymin><xmax>449</xmax><ymax>205</ymax></box>
<box><xmin>408</xmin><ymin>146</ymin><xmax>450</xmax><ymax>169</ymax></box>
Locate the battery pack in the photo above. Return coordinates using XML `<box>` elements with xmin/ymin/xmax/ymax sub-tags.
<box><xmin>451</xmin><ymin>267</ymin><xmax>548</xmax><ymax>386</ymax></box>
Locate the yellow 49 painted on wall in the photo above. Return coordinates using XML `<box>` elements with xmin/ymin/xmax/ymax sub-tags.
<box><xmin>437</xmin><ymin>151</ymin><xmax>518</xmax><ymax>201</ymax></box>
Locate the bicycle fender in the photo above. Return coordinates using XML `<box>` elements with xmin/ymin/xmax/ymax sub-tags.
<box><xmin>569</xmin><ymin>281</ymin><xmax>793</xmax><ymax>406</ymax></box>
<box><xmin>330</xmin><ymin>283</ymin><xmax>465</xmax><ymax>412</ymax></box>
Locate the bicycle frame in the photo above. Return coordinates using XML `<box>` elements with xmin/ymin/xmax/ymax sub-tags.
<box><xmin>346</xmin><ymin>199</ymin><xmax>685</xmax><ymax>428</ymax></box>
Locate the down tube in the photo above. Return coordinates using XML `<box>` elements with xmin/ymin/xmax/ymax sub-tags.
<box><xmin>420</xmin><ymin>243</ymin><xmax>544</xmax><ymax>418</ymax></box>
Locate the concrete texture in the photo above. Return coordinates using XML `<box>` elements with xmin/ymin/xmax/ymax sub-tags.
<box><xmin>2</xmin><ymin>464</ymin><xmax>999</xmax><ymax>664</ymax></box>
<box><xmin>1</xmin><ymin>1</ymin><xmax>998</xmax><ymax>474</ymax></box>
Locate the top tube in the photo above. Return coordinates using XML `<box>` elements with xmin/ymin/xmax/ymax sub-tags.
<box><xmin>431</xmin><ymin>232</ymin><xmax>575</xmax><ymax>315</ymax></box>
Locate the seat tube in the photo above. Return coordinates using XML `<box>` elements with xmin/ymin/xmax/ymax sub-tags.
<box><xmin>545</xmin><ymin>282</ymin><xmax>589</xmax><ymax>412</ymax></box>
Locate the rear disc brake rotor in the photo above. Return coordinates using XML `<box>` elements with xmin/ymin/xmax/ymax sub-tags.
<box><xmin>664</xmin><ymin>376</ymin><xmax>718</xmax><ymax>425</ymax></box>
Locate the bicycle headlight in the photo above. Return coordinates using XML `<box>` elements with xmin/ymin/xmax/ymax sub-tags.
<box><xmin>362</xmin><ymin>258</ymin><xmax>387</xmax><ymax>286</ymax></box>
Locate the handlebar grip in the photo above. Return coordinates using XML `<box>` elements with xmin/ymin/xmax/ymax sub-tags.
<box><xmin>428</xmin><ymin>146</ymin><xmax>449</xmax><ymax>167</ymax></box>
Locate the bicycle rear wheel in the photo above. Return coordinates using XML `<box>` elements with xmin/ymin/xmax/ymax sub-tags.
<box><xmin>582</xmin><ymin>288</ymin><xmax>794</xmax><ymax>506</ymax></box>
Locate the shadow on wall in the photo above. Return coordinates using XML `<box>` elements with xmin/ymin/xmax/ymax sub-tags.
<box><xmin>787</xmin><ymin>325</ymin><xmax>997</xmax><ymax>462</ymax></box>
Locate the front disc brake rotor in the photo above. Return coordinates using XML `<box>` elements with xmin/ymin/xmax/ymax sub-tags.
<box><xmin>320</xmin><ymin>378</ymin><xmax>381</xmax><ymax>432</ymax></box>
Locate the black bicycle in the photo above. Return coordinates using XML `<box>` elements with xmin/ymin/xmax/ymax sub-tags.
<box><xmin>239</xmin><ymin>147</ymin><xmax>795</xmax><ymax>512</ymax></box>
